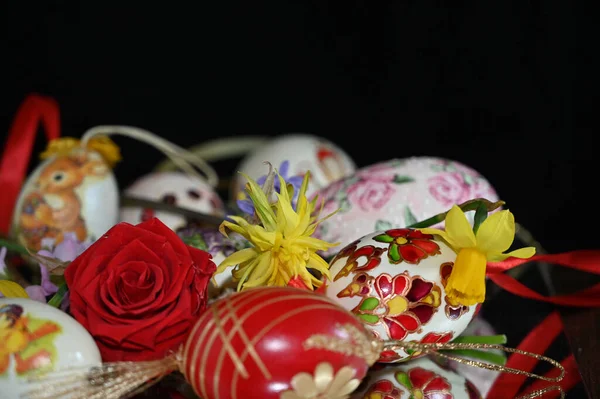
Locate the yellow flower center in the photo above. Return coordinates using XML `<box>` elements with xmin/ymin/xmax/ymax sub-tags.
<box><xmin>387</xmin><ymin>296</ymin><xmax>409</xmax><ymax>316</ymax></box>
<box><xmin>395</xmin><ymin>237</ymin><xmax>408</xmax><ymax>245</ymax></box>
<box><xmin>413</xmin><ymin>389</ymin><xmax>424</xmax><ymax>399</ymax></box>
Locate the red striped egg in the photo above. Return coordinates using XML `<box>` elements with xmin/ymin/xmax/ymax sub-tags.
<box><xmin>181</xmin><ymin>286</ymin><xmax>377</xmax><ymax>399</ymax></box>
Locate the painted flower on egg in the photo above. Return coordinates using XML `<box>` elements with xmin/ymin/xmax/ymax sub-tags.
<box><xmin>280</xmin><ymin>362</ymin><xmax>360</xmax><ymax>399</ymax></box>
<box><xmin>395</xmin><ymin>368</ymin><xmax>453</xmax><ymax>399</ymax></box>
<box><xmin>364</xmin><ymin>379</ymin><xmax>403</xmax><ymax>399</ymax></box>
<box><xmin>372</xmin><ymin>229</ymin><xmax>440</xmax><ymax>265</ymax></box>
<box><xmin>348</xmin><ymin>272</ymin><xmax>441</xmax><ymax>340</ymax></box>
<box><xmin>332</xmin><ymin>241</ymin><xmax>385</xmax><ymax>282</ymax></box>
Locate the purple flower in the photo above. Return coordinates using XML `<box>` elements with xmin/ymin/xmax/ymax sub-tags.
<box><xmin>236</xmin><ymin>160</ymin><xmax>304</xmax><ymax>216</ymax></box>
<box><xmin>27</xmin><ymin>232</ymin><xmax>91</xmax><ymax>305</ymax></box>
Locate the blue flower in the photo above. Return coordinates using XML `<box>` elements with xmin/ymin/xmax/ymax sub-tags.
<box><xmin>236</xmin><ymin>160</ymin><xmax>304</xmax><ymax>216</ymax></box>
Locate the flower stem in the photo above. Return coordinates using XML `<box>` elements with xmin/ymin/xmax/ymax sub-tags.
<box><xmin>440</xmin><ymin>349</ymin><xmax>507</xmax><ymax>366</ymax></box>
<box><xmin>0</xmin><ymin>237</ymin><xmax>29</xmax><ymax>256</ymax></box>
<box><xmin>452</xmin><ymin>334</ymin><xmax>507</xmax><ymax>345</ymax></box>
<box><xmin>472</xmin><ymin>202</ymin><xmax>489</xmax><ymax>234</ymax></box>
<box><xmin>47</xmin><ymin>282</ymin><xmax>68</xmax><ymax>308</ymax></box>
<box><xmin>408</xmin><ymin>198</ymin><xmax>505</xmax><ymax>228</ymax></box>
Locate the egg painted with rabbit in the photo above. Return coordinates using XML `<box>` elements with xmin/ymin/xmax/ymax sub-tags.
<box><xmin>325</xmin><ymin>229</ymin><xmax>477</xmax><ymax>363</ymax></box>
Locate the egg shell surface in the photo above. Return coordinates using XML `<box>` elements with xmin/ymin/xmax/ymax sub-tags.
<box><xmin>325</xmin><ymin>229</ymin><xmax>477</xmax><ymax>363</ymax></box>
<box><xmin>120</xmin><ymin>171</ymin><xmax>225</xmax><ymax>231</ymax></box>
<box><xmin>11</xmin><ymin>148</ymin><xmax>118</xmax><ymax>252</ymax></box>
<box><xmin>313</xmin><ymin>157</ymin><xmax>499</xmax><ymax>257</ymax></box>
<box><xmin>352</xmin><ymin>357</ymin><xmax>482</xmax><ymax>399</ymax></box>
<box><xmin>0</xmin><ymin>297</ymin><xmax>102</xmax><ymax>399</ymax></box>
<box><xmin>231</xmin><ymin>133</ymin><xmax>356</xmax><ymax>201</ymax></box>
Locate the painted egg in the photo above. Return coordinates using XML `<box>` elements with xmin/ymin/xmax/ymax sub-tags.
<box><xmin>119</xmin><ymin>171</ymin><xmax>225</xmax><ymax>231</ymax></box>
<box><xmin>230</xmin><ymin>133</ymin><xmax>356</xmax><ymax>201</ymax></box>
<box><xmin>10</xmin><ymin>148</ymin><xmax>119</xmax><ymax>252</ymax></box>
<box><xmin>313</xmin><ymin>157</ymin><xmax>499</xmax><ymax>258</ymax></box>
<box><xmin>0</xmin><ymin>297</ymin><xmax>102</xmax><ymax>399</ymax></box>
<box><xmin>176</xmin><ymin>226</ymin><xmax>250</xmax><ymax>297</ymax></box>
<box><xmin>182</xmin><ymin>286</ymin><xmax>377</xmax><ymax>399</ymax></box>
<box><xmin>352</xmin><ymin>357</ymin><xmax>482</xmax><ymax>399</ymax></box>
<box><xmin>444</xmin><ymin>316</ymin><xmax>501</xmax><ymax>397</ymax></box>
<box><xmin>325</xmin><ymin>229</ymin><xmax>477</xmax><ymax>363</ymax></box>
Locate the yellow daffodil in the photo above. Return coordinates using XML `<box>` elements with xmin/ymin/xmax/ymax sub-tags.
<box><xmin>0</xmin><ymin>280</ymin><xmax>29</xmax><ymax>298</ymax></box>
<box><xmin>216</xmin><ymin>171</ymin><xmax>338</xmax><ymax>291</ymax></box>
<box><xmin>419</xmin><ymin>205</ymin><xmax>535</xmax><ymax>306</ymax></box>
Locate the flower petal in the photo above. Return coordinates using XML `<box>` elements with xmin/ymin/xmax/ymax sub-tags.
<box><xmin>327</xmin><ymin>366</ymin><xmax>357</xmax><ymax>395</ymax></box>
<box><xmin>487</xmin><ymin>246</ymin><xmax>536</xmax><ymax>261</ymax></box>
<box><xmin>417</xmin><ymin>228</ymin><xmax>453</xmax><ymax>248</ymax></box>
<box><xmin>444</xmin><ymin>205</ymin><xmax>476</xmax><ymax>248</ymax></box>
<box><xmin>314</xmin><ymin>362</ymin><xmax>334</xmax><ymax>392</ymax></box>
<box><xmin>475</xmin><ymin>210</ymin><xmax>515</xmax><ymax>254</ymax></box>
<box><xmin>0</xmin><ymin>280</ymin><xmax>29</xmax><ymax>298</ymax></box>
<box><xmin>290</xmin><ymin>372</ymin><xmax>319</xmax><ymax>397</ymax></box>
<box><xmin>216</xmin><ymin>248</ymin><xmax>257</xmax><ymax>272</ymax></box>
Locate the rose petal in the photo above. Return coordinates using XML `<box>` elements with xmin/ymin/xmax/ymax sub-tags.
<box><xmin>138</xmin><ymin>218</ymin><xmax>190</xmax><ymax>263</ymax></box>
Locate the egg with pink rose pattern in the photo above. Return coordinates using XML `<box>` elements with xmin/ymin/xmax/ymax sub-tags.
<box><xmin>312</xmin><ymin>157</ymin><xmax>499</xmax><ymax>258</ymax></box>
<box><xmin>325</xmin><ymin>229</ymin><xmax>478</xmax><ymax>363</ymax></box>
<box><xmin>352</xmin><ymin>357</ymin><xmax>482</xmax><ymax>399</ymax></box>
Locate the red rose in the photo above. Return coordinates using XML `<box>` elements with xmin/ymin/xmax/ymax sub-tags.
<box><xmin>64</xmin><ymin>218</ymin><xmax>216</xmax><ymax>362</ymax></box>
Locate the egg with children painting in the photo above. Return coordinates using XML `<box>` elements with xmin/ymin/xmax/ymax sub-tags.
<box><xmin>325</xmin><ymin>229</ymin><xmax>477</xmax><ymax>363</ymax></box>
<box><xmin>352</xmin><ymin>357</ymin><xmax>482</xmax><ymax>399</ymax></box>
<box><xmin>0</xmin><ymin>298</ymin><xmax>102</xmax><ymax>399</ymax></box>
<box><xmin>10</xmin><ymin>147</ymin><xmax>119</xmax><ymax>252</ymax></box>
<box><xmin>230</xmin><ymin>133</ymin><xmax>356</xmax><ymax>202</ymax></box>
<box><xmin>312</xmin><ymin>157</ymin><xmax>500</xmax><ymax>258</ymax></box>
<box><xmin>119</xmin><ymin>171</ymin><xmax>226</xmax><ymax>232</ymax></box>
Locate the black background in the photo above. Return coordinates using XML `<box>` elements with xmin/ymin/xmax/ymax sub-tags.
<box><xmin>1</xmin><ymin>2</ymin><xmax>595</xmax><ymax>395</ymax></box>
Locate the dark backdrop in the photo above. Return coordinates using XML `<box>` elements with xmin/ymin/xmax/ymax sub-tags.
<box><xmin>1</xmin><ymin>2</ymin><xmax>591</xmax><ymax>255</ymax></box>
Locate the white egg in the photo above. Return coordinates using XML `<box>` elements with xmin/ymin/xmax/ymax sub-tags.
<box><xmin>313</xmin><ymin>157</ymin><xmax>500</xmax><ymax>258</ymax></box>
<box><xmin>352</xmin><ymin>357</ymin><xmax>482</xmax><ymax>399</ymax></box>
<box><xmin>0</xmin><ymin>298</ymin><xmax>102</xmax><ymax>399</ymax></box>
<box><xmin>119</xmin><ymin>171</ymin><xmax>225</xmax><ymax>231</ymax></box>
<box><xmin>325</xmin><ymin>229</ymin><xmax>477</xmax><ymax>363</ymax></box>
<box><xmin>230</xmin><ymin>133</ymin><xmax>356</xmax><ymax>201</ymax></box>
<box><xmin>11</xmin><ymin>148</ymin><xmax>119</xmax><ymax>252</ymax></box>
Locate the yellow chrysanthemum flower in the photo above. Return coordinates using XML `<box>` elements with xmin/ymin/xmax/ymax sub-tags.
<box><xmin>419</xmin><ymin>205</ymin><xmax>535</xmax><ymax>306</ymax></box>
<box><xmin>216</xmin><ymin>171</ymin><xmax>338</xmax><ymax>291</ymax></box>
<box><xmin>40</xmin><ymin>136</ymin><xmax>122</xmax><ymax>168</ymax></box>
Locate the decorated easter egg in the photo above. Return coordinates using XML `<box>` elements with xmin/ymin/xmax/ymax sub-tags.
<box><xmin>119</xmin><ymin>171</ymin><xmax>225</xmax><ymax>231</ymax></box>
<box><xmin>10</xmin><ymin>148</ymin><xmax>119</xmax><ymax>252</ymax></box>
<box><xmin>313</xmin><ymin>157</ymin><xmax>499</xmax><ymax>258</ymax></box>
<box><xmin>0</xmin><ymin>297</ymin><xmax>102</xmax><ymax>399</ymax></box>
<box><xmin>325</xmin><ymin>229</ymin><xmax>477</xmax><ymax>363</ymax></box>
<box><xmin>181</xmin><ymin>286</ymin><xmax>378</xmax><ymax>399</ymax></box>
<box><xmin>177</xmin><ymin>226</ymin><xmax>250</xmax><ymax>297</ymax></box>
<box><xmin>352</xmin><ymin>357</ymin><xmax>482</xmax><ymax>399</ymax></box>
<box><xmin>231</xmin><ymin>133</ymin><xmax>356</xmax><ymax>201</ymax></box>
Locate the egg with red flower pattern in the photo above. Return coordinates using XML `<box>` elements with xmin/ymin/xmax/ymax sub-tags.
<box><xmin>352</xmin><ymin>357</ymin><xmax>482</xmax><ymax>399</ymax></box>
<box><xmin>325</xmin><ymin>229</ymin><xmax>477</xmax><ymax>363</ymax></box>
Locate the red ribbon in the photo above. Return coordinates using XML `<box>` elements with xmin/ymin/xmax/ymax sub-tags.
<box><xmin>0</xmin><ymin>94</ymin><xmax>60</xmax><ymax>235</ymax></box>
<box><xmin>486</xmin><ymin>251</ymin><xmax>600</xmax><ymax>307</ymax></box>
<box><xmin>487</xmin><ymin>312</ymin><xmax>582</xmax><ymax>398</ymax></box>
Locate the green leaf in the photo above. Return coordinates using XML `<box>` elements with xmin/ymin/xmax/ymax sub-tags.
<box><xmin>358</xmin><ymin>314</ymin><xmax>380</xmax><ymax>324</ymax></box>
<box><xmin>472</xmin><ymin>202</ymin><xmax>488</xmax><ymax>234</ymax></box>
<box><xmin>359</xmin><ymin>297</ymin><xmax>380</xmax><ymax>311</ymax></box>
<box><xmin>404</xmin><ymin>206</ymin><xmax>418</xmax><ymax>226</ymax></box>
<box><xmin>374</xmin><ymin>220</ymin><xmax>394</xmax><ymax>231</ymax></box>
<box><xmin>388</xmin><ymin>243</ymin><xmax>400</xmax><ymax>262</ymax></box>
<box><xmin>47</xmin><ymin>283</ymin><xmax>69</xmax><ymax>308</ymax></box>
<box><xmin>452</xmin><ymin>334</ymin><xmax>507</xmax><ymax>345</ymax></box>
<box><xmin>440</xmin><ymin>349</ymin><xmax>507</xmax><ymax>366</ymax></box>
<box><xmin>394</xmin><ymin>371</ymin><xmax>412</xmax><ymax>389</ymax></box>
<box><xmin>392</xmin><ymin>175</ymin><xmax>415</xmax><ymax>184</ymax></box>
<box><xmin>373</xmin><ymin>233</ymin><xmax>394</xmax><ymax>243</ymax></box>
<box><xmin>182</xmin><ymin>234</ymin><xmax>208</xmax><ymax>251</ymax></box>
<box><xmin>0</xmin><ymin>238</ymin><xmax>29</xmax><ymax>256</ymax></box>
